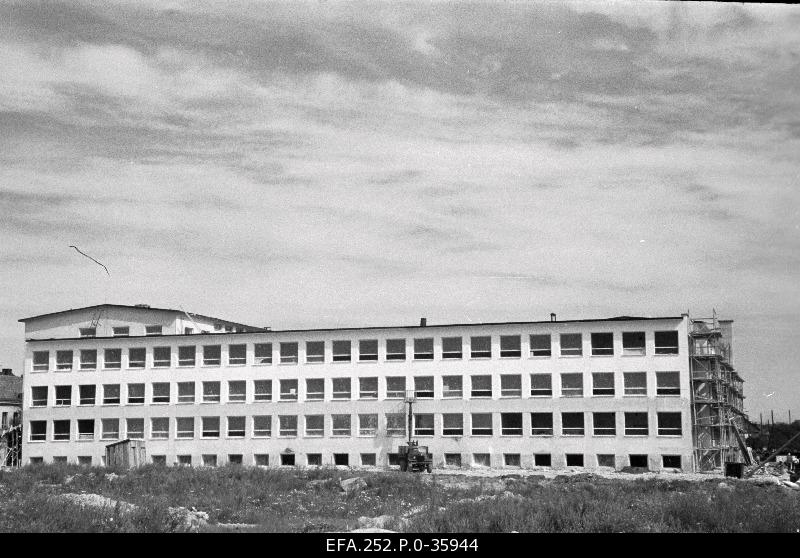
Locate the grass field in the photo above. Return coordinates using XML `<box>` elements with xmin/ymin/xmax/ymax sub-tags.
<box><xmin>0</xmin><ymin>464</ymin><xmax>797</xmax><ymax>532</ymax></box>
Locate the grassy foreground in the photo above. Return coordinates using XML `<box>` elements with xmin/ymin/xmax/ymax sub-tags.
<box><xmin>0</xmin><ymin>464</ymin><xmax>797</xmax><ymax>532</ymax></box>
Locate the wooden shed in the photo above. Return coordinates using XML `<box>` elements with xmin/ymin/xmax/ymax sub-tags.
<box><xmin>105</xmin><ymin>439</ymin><xmax>146</xmax><ymax>469</ymax></box>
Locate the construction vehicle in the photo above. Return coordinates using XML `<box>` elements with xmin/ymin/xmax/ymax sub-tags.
<box><xmin>397</xmin><ymin>391</ymin><xmax>433</xmax><ymax>473</ymax></box>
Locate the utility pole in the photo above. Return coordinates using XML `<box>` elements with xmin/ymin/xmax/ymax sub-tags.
<box><xmin>406</xmin><ymin>398</ymin><xmax>413</xmax><ymax>446</ymax></box>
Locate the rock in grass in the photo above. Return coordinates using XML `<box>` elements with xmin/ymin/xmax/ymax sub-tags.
<box><xmin>717</xmin><ymin>482</ymin><xmax>734</xmax><ymax>491</ymax></box>
<box><xmin>168</xmin><ymin>506</ymin><xmax>209</xmax><ymax>532</ymax></box>
<box><xmin>340</xmin><ymin>477</ymin><xmax>367</xmax><ymax>496</ymax></box>
<box><xmin>357</xmin><ymin>515</ymin><xmax>394</xmax><ymax>529</ymax></box>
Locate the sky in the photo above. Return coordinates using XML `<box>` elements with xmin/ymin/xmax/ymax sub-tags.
<box><xmin>0</xmin><ymin>0</ymin><xmax>798</xmax><ymax>419</ymax></box>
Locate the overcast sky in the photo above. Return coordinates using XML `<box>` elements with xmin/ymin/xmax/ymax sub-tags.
<box><xmin>1</xmin><ymin>1</ymin><xmax>798</xmax><ymax>419</ymax></box>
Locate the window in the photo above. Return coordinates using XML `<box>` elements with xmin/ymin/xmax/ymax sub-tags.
<box><xmin>473</xmin><ymin>453</ymin><xmax>491</xmax><ymax>467</ymax></box>
<box><xmin>103</xmin><ymin>384</ymin><xmax>120</xmax><ymax>405</ymax></box>
<box><xmin>359</xmin><ymin>377</ymin><xmax>378</xmax><ymax>399</ymax></box>
<box><xmin>254</xmin><ymin>380</ymin><xmax>272</xmax><ymax>401</ymax></box>
<box><xmin>656</xmin><ymin>372</ymin><xmax>681</xmax><ymax>396</ymax></box>
<box><xmin>79</xmin><ymin>327</ymin><xmax>96</xmax><ymax>338</ymax></box>
<box><xmin>176</xmin><ymin>455</ymin><xmax>192</xmax><ymax>466</ymax></box>
<box><xmin>471</xmin><ymin>413</ymin><xmax>492</xmax><ymax>436</ymax></box>
<box><xmin>500</xmin><ymin>335</ymin><xmax>521</xmax><ymax>357</ymax></box>
<box><xmin>280</xmin><ymin>379</ymin><xmax>298</xmax><ymax>401</ymax></box>
<box><xmin>590</xmin><ymin>332</ymin><xmax>614</xmax><ymax>356</ymax></box>
<box><xmin>305</xmin><ymin>415</ymin><xmax>324</xmax><ymax>437</ymax></box>
<box><xmin>113</xmin><ymin>326</ymin><xmax>129</xmax><ymax>337</ymax></box>
<box><xmin>29</xmin><ymin>457</ymin><xmax>44</xmax><ymax>464</ymax></box>
<box><xmin>361</xmin><ymin>453</ymin><xmax>376</xmax><ymax>466</ymax></box>
<box><xmin>280</xmin><ymin>342</ymin><xmax>299</xmax><ymax>364</ymax></box>
<box><xmin>386</xmin><ymin>339</ymin><xmax>406</xmax><ymax>361</ymax></box>
<box><xmin>29</xmin><ymin>421</ymin><xmax>46</xmax><ymax>441</ymax></box>
<box><xmin>53</xmin><ymin>420</ymin><xmax>70</xmax><ymax>441</ymax></box>
<box><xmin>592</xmin><ymin>372</ymin><xmax>615</xmax><ymax>396</ymax></box>
<box><xmin>80</xmin><ymin>350</ymin><xmax>97</xmax><ymax>370</ymax></box>
<box><xmin>305</xmin><ymin>378</ymin><xmax>324</xmax><ymax>400</ymax></box>
<box><xmin>177</xmin><ymin>382</ymin><xmax>195</xmax><ymax>403</ymax></box>
<box><xmin>504</xmin><ymin>454</ymin><xmax>521</xmax><ymax>467</ymax></box>
<box><xmin>657</xmin><ymin>412</ymin><xmax>682</xmax><ymax>436</ymax></box>
<box><xmin>153</xmin><ymin>347</ymin><xmax>171</xmax><ymax>367</ymax></box>
<box><xmin>500</xmin><ymin>375</ymin><xmax>522</xmax><ymax>397</ymax></box>
<box><xmin>202</xmin><ymin>381</ymin><xmax>220</xmax><ymax>403</ymax></box>
<box><xmin>77</xmin><ymin>419</ymin><xmax>94</xmax><ymax>441</ymax></box>
<box><xmin>279</xmin><ymin>415</ymin><xmax>297</xmax><ymax>437</ymax></box>
<box><xmin>79</xmin><ymin>384</ymin><xmax>95</xmax><ymax>405</ymax></box>
<box><xmin>414</xmin><ymin>414</ymin><xmax>434</xmax><ymax>436</ymax></box>
<box><xmin>386</xmin><ymin>377</ymin><xmax>406</xmax><ymax>399</ymax></box>
<box><xmin>253</xmin><ymin>415</ymin><xmax>271</xmax><ymax>437</ymax></box>
<box><xmin>534</xmin><ymin>454</ymin><xmax>551</xmax><ymax>467</ymax></box>
<box><xmin>624</xmin><ymin>412</ymin><xmax>649</xmax><ymax>436</ymax></box>
<box><xmin>445</xmin><ymin>454</ymin><xmax>462</xmax><ymax>467</ymax></box>
<box><xmin>560</xmin><ymin>333</ymin><xmax>582</xmax><ymax>356</ymax></box>
<box><xmin>386</xmin><ymin>414</ymin><xmax>405</xmax><ymax>436</ymax></box>
<box><xmin>501</xmin><ymin>413</ymin><xmax>522</xmax><ymax>436</ymax></box>
<box><xmin>152</xmin><ymin>382</ymin><xmax>170</xmax><ymax>404</ymax></box>
<box><xmin>33</xmin><ymin>351</ymin><xmax>49</xmax><ymax>371</ymax></box>
<box><xmin>470</xmin><ymin>336</ymin><xmax>491</xmax><ymax>358</ymax></box>
<box><xmin>597</xmin><ymin>454</ymin><xmax>615</xmax><ymax>468</ymax></box>
<box><xmin>593</xmin><ymin>412</ymin><xmax>616</xmax><ymax>436</ymax></box>
<box><xmin>104</xmin><ymin>349</ymin><xmax>122</xmax><ymax>369</ymax></box>
<box><xmin>126</xmin><ymin>418</ymin><xmax>144</xmax><ymax>439</ymax></box>
<box><xmin>622</xmin><ymin>332</ymin><xmax>645</xmax><ymax>356</ymax></box>
<box><xmin>332</xmin><ymin>414</ymin><xmax>351</xmax><ymax>436</ymax></box>
<box><xmin>530</xmin><ymin>374</ymin><xmax>553</xmax><ymax>397</ymax></box>
<box><xmin>228</xmin><ymin>454</ymin><xmax>243</xmax><ymax>465</ymax></box>
<box><xmin>255</xmin><ymin>454</ymin><xmax>269</xmax><ymax>467</ymax></box>
<box><xmin>529</xmin><ymin>335</ymin><xmax>551</xmax><ymax>357</ymax></box>
<box><xmin>176</xmin><ymin>417</ymin><xmax>194</xmax><ymax>438</ymax></box>
<box><xmin>414</xmin><ymin>376</ymin><xmax>434</xmax><ymax>398</ymax></box>
<box><xmin>470</xmin><ymin>375</ymin><xmax>492</xmax><ymax>398</ymax></box>
<box><xmin>442</xmin><ymin>376</ymin><xmax>463</xmax><ymax>398</ymax></box>
<box><xmin>178</xmin><ymin>346</ymin><xmax>196</xmax><ymax>367</ymax></box>
<box><xmin>561</xmin><ymin>412</ymin><xmax>585</xmax><ymax>436</ymax></box>
<box><xmin>414</xmin><ymin>338</ymin><xmax>433</xmax><ymax>360</ymax></box>
<box><xmin>128</xmin><ymin>348</ymin><xmax>145</xmax><ymax>368</ymax></box>
<box><xmin>254</xmin><ymin>343</ymin><xmax>272</xmax><ymax>364</ymax></box>
<box><xmin>127</xmin><ymin>383</ymin><xmax>145</xmax><ymax>404</ymax></box>
<box><xmin>359</xmin><ymin>414</ymin><xmax>378</xmax><ymax>436</ymax></box>
<box><xmin>333</xmin><ymin>454</ymin><xmax>348</xmax><ymax>466</ymax></box>
<box><xmin>227</xmin><ymin>416</ymin><xmax>245</xmax><ymax>438</ymax></box>
<box><xmin>56</xmin><ymin>350</ymin><xmax>73</xmax><ymax>371</ymax></box>
<box><xmin>202</xmin><ymin>454</ymin><xmax>217</xmax><ymax>467</ymax></box>
<box><xmin>202</xmin><ymin>345</ymin><xmax>221</xmax><ymax>366</ymax></box>
<box><xmin>332</xmin><ymin>378</ymin><xmax>351</xmax><ymax>400</ymax></box>
<box><xmin>31</xmin><ymin>386</ymin><xmax>48</xmax><ymax>407</ymax></box>
<box><xmin>306</xmin><ymin>341</ymin><xmax>324</xmax><ymax>363</ymax></box>
<box><xmin>662</xmin><ymin>455</ymin><xmax>682</xmax><ymax>469</ymax></box>
<box><xmin>531</xmin><ymin>413</ymin><xmax>553</xmax><ymax>436</ymax></box>
<box><xmin>228</xmin><ymin>344</ymin><xmax>246</xmax><ymax>365</ymax></box>
<box><xmin>184</xmin><ymin>328</ymin><xmax>194</xmax><ymax>335</ymax></box>
<box><xmin>202</xmin><ymin>416</ymin><xmax>220</xmax><ymax>438</ymax></box>
<box><xmin>654</xmin><ymin>331</ymin><xmax>679</xmax><ymax>354</ymax></box>
<box><xmin>332</xmin><ymin>340</ymin><xmax>351</xmax><ymax>362</ymax></box>
<box><xmin>151</xmin><ymin>417</ymin><xmax>169</xmax><ymax>439</ymax></box>
<box><xmin>228</xmin><ymin>380</ymin><xmax>246</xmax><ymax>403</ymax></box>
<box><xmin>306</xmin><ymin>454</ymin><xmax>321</xmax><ymax>466</ymax></box>
<box><xmin>560</xmin><ymin>373</ymin><xmax>583</xmax><ymax>397</ymax></box>
<box><xmin>624</xmin><ymin>372</ymin><xmax>647</xmax><ymax>396</ymax></box>
<box><xmin>55</xmin><ymin>385</ymin><xmax>71</xmax><ymax>406</ymax></box>
<box><xmin>566</xmin><ymin>454</ymin><xmax>584</xmax><ymax>467</ymax></box>
<box><xmin>442</xmin><ymin>337</ymin><xmax>462</xmax><ymax>359</ymax></box>
<box><xmin>145</xmin><ymin>325</ymin><xmax>163</xmax><ymax>336</ymax></box>
<box><xmin>442</xmin><ymin>414</ymin><xmax>463</xmax><ymax>436</ymax></box>
<box><xmin>359</xmin><ymin>340</ymin><xmax>378</xmax><ymax>361</ymax></box>
<box><xmin>101</xmin><ymin>418</ymin><xmax>119</xmax><ymax>440</ymax></box>
<box><xmin>629</xmin><ymin>454</ymin><xmax>649</xmax><ymax>468</ymax></box>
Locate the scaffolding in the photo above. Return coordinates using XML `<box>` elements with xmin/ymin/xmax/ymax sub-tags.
<box><xmin>689</xmin><ymin>311</ymin><xmax>747</xmax><ymax>471</ymax></box>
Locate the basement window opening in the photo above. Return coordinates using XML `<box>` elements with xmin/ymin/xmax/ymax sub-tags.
<box><xmin>566</xmin><ymin>454</ymin><xmax>584</xmax><ymax>467</ymax></box>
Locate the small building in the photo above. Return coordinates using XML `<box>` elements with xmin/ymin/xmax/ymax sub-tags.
<box><xmin>0</xmin><ymin>369</ymin><xmax>22</xmax><ymax>431</ymax></box>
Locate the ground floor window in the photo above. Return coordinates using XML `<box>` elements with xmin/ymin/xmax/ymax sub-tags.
<box><xmin>566</xmin><ymin>454</ymin><xmax>584</xmax><ymax>467</ymax></box>
<box><xmin>151</xmin><ymin>455</ymin><xmax>166</xmax><ymax>466</ymax></box>
<box><xmin>597</xmin><ymin>454</ymin><xmax>615</xmax><ymax>468</ymax></box>
<box><xmin>307</xmin><ymin>454</ymin><xmax>322</xmax><ymax>466</ymax></box>
<box><xmin>255</xmin><ymin>454</ymin><xmax>269</xmax><ymax>467</ymax></box>
<box><xmin>629</xmin><ymin>454</ymin><xmax>649</xmax><ymax>468</ymax></box>
<box><xmin>504</xmin><ymin>453</ymin><xmax>521</xmax><ymax>467</ymax></box>
<box><xmin>29</xmin><ymin>457</ymin><xmax>43</xmax><ymax>465</ymax></box>
<box><xmin>445</xmin><ymin>453</ymin><xmax>462</xmax><ymax>467</ymax></box>
<box><xmin>387</xmin><ymin>453</ymin><xmax>400</xmax><ymax>466</ymax></box>
<box><xmin>662</xmin><ymin>455</ymin><xmax>682</xmax><ymax>469</ymax></box>
<box><xmin>228</xmin><ymin>454</ymin><xmax>243</xmax><ymax>465</ymax></box>
<box><xmin>78</xmin><ymin>456</ymin><xmax>92</xmax><ymax>467</ymax></box>
<box><xmin>334</xmin><ymin>453</ymin><xmax>349</xmax><ymax>466</ymax></box>
<box><xmin>360</xmin><ymin>453</ymin><xmax>376</xmax><ymax>466</ymax></box>
<box><xmin>534</xmin><ymin>454</ymin><xmax>551</xmax><ymax>467</ymax></box>
<box><xmin>472</xmin><ymin>453</ymin><xmax>490</xmax><ymax>467</ymax></box>
<box><xmin>176</xmin><ymin>455</ymin><xmax>192</xmax><ymax>466</ymax></box>
<box><xmin>202</xmin><ymin>454</ymin><xmax>217</xmax><ymax>467</ymax></box>
<box><xmin>281</xmin><ymin>454</ymin><xmax>296</xmax><ymax>466</ymax></box>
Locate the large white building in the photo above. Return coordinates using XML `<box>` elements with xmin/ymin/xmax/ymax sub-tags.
<box><xmin>20</xmin><ymin>304</ymin><xmax>708</xmax><ymax>471</ymax></box>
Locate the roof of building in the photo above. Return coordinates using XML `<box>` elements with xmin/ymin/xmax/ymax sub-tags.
<box><xmin>0</xmin><ymin>374</ymin><xmax>22</xmax><ymax>405</ymax></box>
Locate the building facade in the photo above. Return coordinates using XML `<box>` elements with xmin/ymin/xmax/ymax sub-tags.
<box><xmin>21</xmin><ymin>305</ymin><xmax>703</xmax><ymax>471</ymax></box>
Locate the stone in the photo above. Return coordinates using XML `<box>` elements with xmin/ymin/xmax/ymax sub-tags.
<box><xmin>340</xmin><ymin>477</ymin><xmax>367</xmax><ymax>496</ymax></box>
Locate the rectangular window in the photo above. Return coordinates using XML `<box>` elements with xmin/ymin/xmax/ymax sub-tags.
<box><xmin>31</xmin><ymin>386</ymin><xmax>48</xmax><ymax>407</ymax></box>
<box><xmin>104</xmin><ymin>349</ymin><xmax>121</xmax><ymax>369</ymax></box>
<box><xmin>361</xmin><ymin>453</ymin><xmax>376</xmax><ymax>466</ymax></box>
<box><xmin>560</xmin><ymin>373</ymin><xmax>583</xmax><ymax>397</ymax></box>
<box><xmin>597</xmin><ymin>454</ymin><xmax>616</xmax><ymax>468</ymax></box>
<box><xmin>305</xmin><ymin>378</ymin><xmax>324</xmax><ymax>400</ymax></box>
<box><xmin>470</xmin><ymin>336</ymin><xmax>491</xmax><ymax>358</ymax></box>
<box><xmin>306</xmin><ymin>341</ymin><xmax>324</xmax><ymax>363</ymax></box>
<box><xmin>202</xmin><ymin>454</ymin><xmax>217</xmax><ymax>467</ymax></box>
<box><xmin>79</xmin><ymin>327</ymin><xmax>96</xmax><ymax>338</ymax></box>
<box><xmin>177</xmin><ymin>382</ymin><xmax>195</xmax><ymax>404</ymax></box>
<box><xmin>77</xmin><ymin>419</ymin><xmax>94</xmax><ymax>441</ymax></box>
<box><xmin>414</xmin><ymin>376</ymin><xmax>434</xmax><ymax>398</ymax></box>
<box><xmin>662</xmin><ymin>455</ymin><xmax>682</xmax><ymax>469</ymax></box>
<box><xmin>473</xmin><ymin>453</ymin><xmax>491</xmax><ymax>467</ymax></box>
<box><xmin>80</xmin><ymin>350</ymin><xmax>97</xmax><ymax>370</ymax></box>
<box><xmin>53</xmin><ymin>420</ymin><xmax>70</xmax><ymax>441</ymax></box>
<box><xmin>253</xmin><ymin>415</ymin><xmax>271</xmax><ymax>437</ymax></box>
<box><xmin>566</xmin><ymin>454</ymin><xmax>584</xmax><ymax>467</ymax></box>
<box><xmin>202</xmin><ymin>381</ymin><xmax>220</xmax><ymax>403</ymax></box>
<box><xmin>386</xmin><ymin>377</ymin><xmax>406</xmax><ymax>399</ymax></box>
<box><xmin>535</xmin><ymin>454</ymin><xmax>552</xmax><ymax>467</ymax></box>
<box><xmin>592</xmin><ymin>372</ymin><xmax>615</xmax><ymax>396</ymax></box>
<box><xmin>622</xmin><ymin>332</ymin><xmax>646</xmax><ymax>356</ymax></box>
<box><xmin>414</xmin><ymin>413</ymin><xmax>434</xmax><ymax>436</ymax></box>
<box><xmin>227</xmin><ymin>380</ymin><xmax>246</xmax><ymax>403</ymax></box>
<box><xmin>305</xmin><ymin>414</ymin><xmax>324</xmax><ymax>437</ymax></box>
<box><xmin>280</xmin><ymin>379</ymin><xmax>298</xmax><ymax>401</ymax></box>
<box><xmin>386</xmin><ymin>413</ymin><xmax>405</xmax><ymax>436</ymax></box>
<box><xmin>127</xmin><ymin>383</ymin><xmax>145</xmax><ymax>404</ymax></box>
<box><xmin>590</xmin><ymin>332</ymin><xmax>614</xmax><ymax>356</ymax></box>
<box><xmin>254</xmin><ymin>380</ymin><xmax>272</xmax><ymax>401</ymax></box>
<box><xmin>442</xmin><ymin>376</ymin><xmax>463</xmax><ymax>398</ymax></box>
<box><xmin>227</xmin><ymin>416</ymin><xmax>245</xmax><ymax>438</ymax></box>
<box><xmin>470</xmin><ymin>375</ymin><xmax>492</xmax><ymax>398</ymax></box>
<box><xmin>530</xmin><ymin>374</ymin><xmax>553</xmax><ymax>397</ymax></box>
<box><xmin>103</xmin><ymin>384</ymin><xmax>120</xmax><ymax>405</ymax></box>
<box><xmin>445</xmin><ymin>454</ymin><xmax>462</xmax><ymax>467</ymax></box>
<box><xmin>202</xmin><ymin>345</ymin><xmax>221</xmax><ymax>366</ymax></box>
<box><xmin>178</xmin><ymin>346</ymin><xmax>196</xmax><ymax>367</ymax></box>
<box><xmin>79</xmin><ymin>384</ymin><xmax>95</xmax><ymax>405</ymax></box>
<box><xmin>654</xmin><ymin>331</ymin><xmax>679</xmax><ymax>354</ymax></box>
<box><xmin>332</xmin><ymin>378</ymin><xmax>351</xmax><ymax>400</ymax></box>
<box><xmin>101</xmin><ymin>418</ymin><xmax>119</xmax><ymax>440</ymax></box>
<box><xmin>501</xmin><ymin>413</ymin><xmax>522</xmax><ymax>436</ymax></box>
<box><xmin>529</xmin><ymin>334</ymin><xmax>551</xmax><ymax>357</ymax></box>
<box><xmin>358</xmin><ymin>414</ymin><xmax>378</xmax><ymax>436</ymax></box>
<box><xmin>442</xmin><ymin>413</ymin><xmax>463</xmax><ymax>436</ymax></box>
<box><xmin>280</xmin><ymin>342</ymin><xmax>299</xmax><ymax>364</ymax></box>
<box><xmin>145</xmin><ymin>325</ymin><xmax>163</xmax><ymax>336</ymax></box>
<box><xmin>500</xmin><ymin>374</ymin><xmax>522</xmax><ymax>397</ymax></box>
<box><xmin>500</xmin><ymin>335</ymin><xmax>521</xmax><ymax>358</ymax></box>
<box><xmin>593</xmin><ymin>412</ymin><xmax>616</xmax><ymax>436</ymax></box>
<box><xmin>657</xmin><ymin>412</ymin><xmax>682</xmax><ymax>436</ymax></box>
<box><xmin>560</xmin><ymin>333</ymin><xmax>582</xmax><ymax>356</ymax></box>
<box><xmin>531</xmin><ymin>413</ymin><xmax>553</xmax><ymax>436</ymax></box>
<box><xmin>151</xmin><ymin>417</ymin><xmax>169</xmax><ymax>439</ymax></box>
<box><xmin>624</xmin><ymin>372</ymin><xmax>647</xmax><ymax>396</ymax></box>
<box><xmin>471</xmin><ymin>413</ymin><xmax>492</xmax><ymax>436</ymax></box>
<box><xmin>441</xmin><ymin>337</ymin><xmax>462</xmax><ymax>359</ymax></box>
<box><xmin>112</xmin><ymin>326</ymin><xmax>129</xmax><ymax>337</ymax></box>
<box><xmin>176</xmin><ymin>455</ymin><xmax>192</xmax><ymax>466</ymax></box>
<box><xmin>254</xmin><ymin>343</ymin><xmax>272</xmax><ymax>364</ymax></box>
<box><xmin>561</xmin><ymin>412</ymin><xmax>585</xmax><ymax>436</ymax></box>
<box><xmin>126</xmin><ymin>418</ymin><xmax>144</xmax><ymax>440</ymax></box>
<box><xmin>386</xmin><ymin>339</ymin><xmax>406</xmax><ymax>361</ymax></box>
<box><xmin>176</xmin><ymin>417</ymin><xmax>195</xmax><ymax>438</ymax></box>
<box><xmin>656</xmin><ymin>372</ymin><xmax>681</xmax><ymax>396</ymax></box>
<box><xmin>279</xmin><ymin>415</ymin><xmax>298</xmax><ymax>437</ymax></box>
<box><xmin>414</xmin><ymin>338</ymin><xmax>434</xmax><ymax>360</ymax></box>
<box><xmin>29</xmin><ymin>421</ymin><xmax>47</xmax><ymax>441</ymax></box>
<box><xmin>54</xmin><ymin>385</ymin><xmax>71</xmax><ymax>406</ymax></box>
<box><xmin>153</xmin><ymin>347</ymin><xmax>171</xmax><ymax>367</ymax></box>
<box><xmin>228</xmin><ymin>344</ymin><xmax>246</xmax><ymax>365</ymax></box>
<box><xmin>332</xmin><ymin>340</ymin><xmax>351</xmax><ymax>362</ymax></box>
<box><xmin>359</xmin><ymin>377</ymin><xmax>378</xmax><ymax>399</ymax></box>
<box><xmin>624</xmin><ymin>412</ymin><xmax>649</xmax><ymax>436</ymax></box>
<box><xmin>255</xmin><ymin>454</ymin><xmax>269</xmax><ymax>467</ymax></box>
<box><xmin>33</xmin><ymin>351</ymin><xmax>49</xmax><ymax>371</ymax></box>
<box><xmin>56</xmin><ymin>350</ymin><xmax>73</xmax><ymax>371</ymax></box>
<box><xmin>504</xmin><ymin>454</ymin><xmax>521</xmax><ymax>467</ymax></box>
<box><xmin>128</xmin><ymin>348</ymin><xmax>145</xmax><ymax>368</ymax></box>
<box><xmin>202</xmin><ymin>417</ymin><xmax>220</xmax><ymax>438</ymax></box>
<box><xmin>359</xmin><ymin>339</ymin><xmax>378</xmax><ymax>361</ymax></box>
<box><xmin>228</xmin><ymin>454</ymin><xmax>243</xmax><ymax>466</ymax></box>
<box><xmin>152</xmin><ymin>382</ymin><xmax>170</xmax><ymax>404</ymax></box>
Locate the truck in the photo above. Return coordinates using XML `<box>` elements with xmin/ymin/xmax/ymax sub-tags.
<box><xmin>397</xmin><ymin>441</ymin><xmax>432</xmax><ymax>473</ymax></box>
